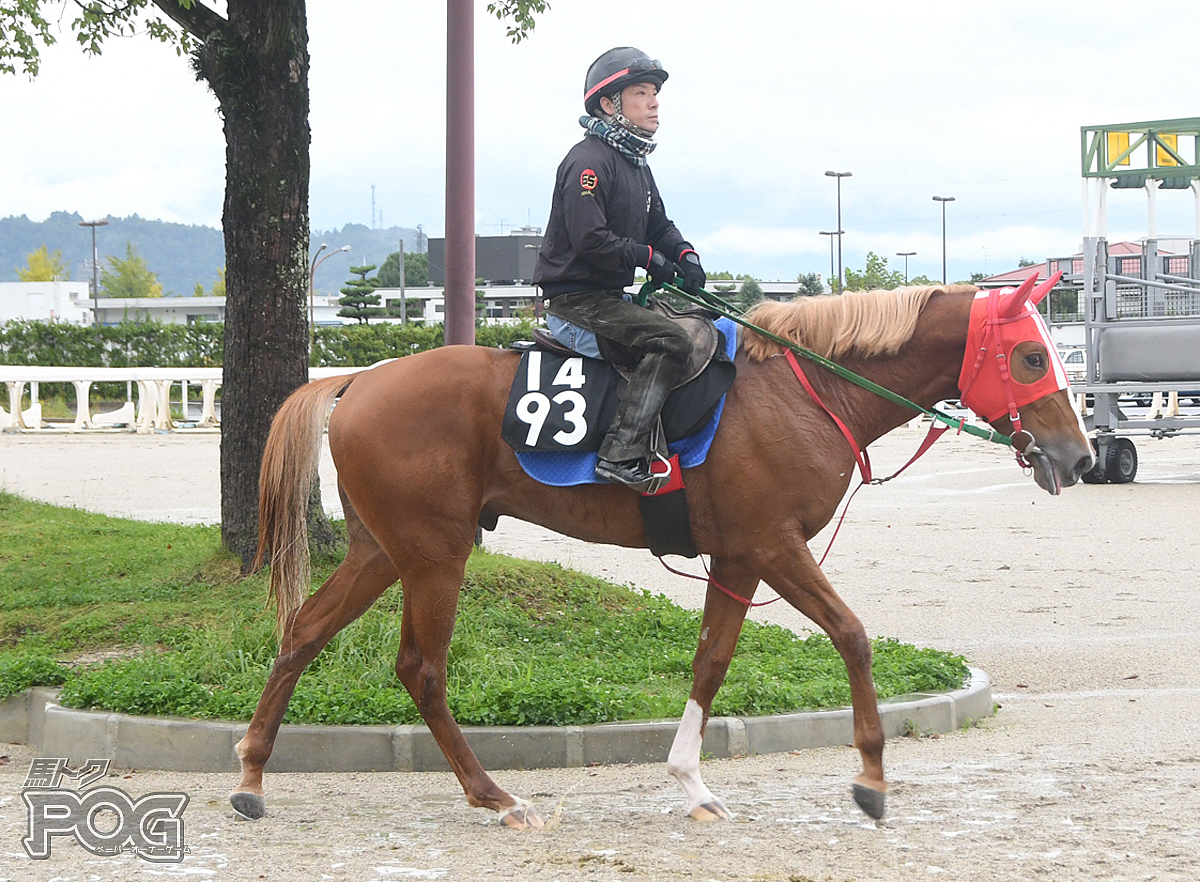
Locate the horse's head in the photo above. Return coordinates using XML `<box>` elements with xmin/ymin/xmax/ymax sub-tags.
<box><xmin>958</xmin><ymin>273</ymin><xmax>1094</xmax><ymax>495</ymax></box>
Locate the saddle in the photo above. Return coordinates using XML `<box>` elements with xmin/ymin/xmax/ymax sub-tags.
<box><xmin>532</xmin><ymin>298</ymin><xmax>723</xmax><ymax>388</ymax></box>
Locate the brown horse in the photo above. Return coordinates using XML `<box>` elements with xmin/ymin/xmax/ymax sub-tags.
<box><xmin>231</xmin><ymin>277</ymin><xmax>1092</xmax><ymax>828</ymax></box>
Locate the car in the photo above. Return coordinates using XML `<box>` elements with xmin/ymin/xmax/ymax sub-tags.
<box><xmin>1057</xmin><ymin>346</ymin><xmax>1087</xmax><ymax>385</ymax></box>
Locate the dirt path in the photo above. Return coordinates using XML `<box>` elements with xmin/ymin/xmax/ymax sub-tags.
<box><xmin>1</xmin><ymin>427</ymin><xmax>1198</xmax><ymax>880</ymax></box>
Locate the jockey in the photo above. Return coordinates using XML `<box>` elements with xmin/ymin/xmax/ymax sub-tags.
<box><xmin>534</xmin><ymin>46</ymin><xmax>707</xmax><ymax>489</ymax></box>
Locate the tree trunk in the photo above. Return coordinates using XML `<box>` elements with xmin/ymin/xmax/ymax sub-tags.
<box><xmin>197</xmin><ymin>0</ymin><xmax>323</xmax><ymax>564</ymax></box>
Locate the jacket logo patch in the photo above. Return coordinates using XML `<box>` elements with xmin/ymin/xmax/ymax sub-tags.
<box><xmin>579</xmin><ymin>169</ymin><xmax>598</xmax><ymax>191</ymax></box>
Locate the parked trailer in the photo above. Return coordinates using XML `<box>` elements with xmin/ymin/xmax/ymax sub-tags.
<box><xmin>1071</xmin><ymin>118</ymin><xmax>1200</xmax><ymax>482</ymax></box>
<box><xmin>1068</xmin><ymin>236</ymin><xmax>1200</xmax><ymax>483</ymax></box>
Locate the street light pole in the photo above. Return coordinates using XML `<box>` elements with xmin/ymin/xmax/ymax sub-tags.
<box><xmin>398</xmin><ymin>239</ymin><xmax>407</xmax><ymax>326</ymax></box>
<box><xmin>445</xmin><ymin>0</ymin><xmax>476</xmax><ymax>345</ymax></box>
<box><xmin>932</xmin><ymin>196</ymin><xmax>955</xmax><ymax>284</ymax></box>
<box><xmin>78</xmin><ymin>218</ymin><xmax>108</xmax><ymax>326</ymax></box>
<box><xmin>309</xmin><ymin>243</ymin><xmax>350</xmax><ymax>341</ymax></box>
<box><xmin>819</xmin><ymin>231</ymin><xmax>840</xmax><ymax>293</ymax></box>
<box><xmin>896</xmin><ymin>251</ymin><xmax>916</xmax><ymax>285</ymax></box>
<box><xmin>825</xmin><ymin>171</ymin><xmax>851</xmax><ymax>293</ymax></box>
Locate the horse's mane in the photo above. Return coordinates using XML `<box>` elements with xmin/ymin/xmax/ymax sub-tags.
<box><xmin>740</xmin><ymin>285</ymin><xmax>976</xmax><ymax>362</ymax></box>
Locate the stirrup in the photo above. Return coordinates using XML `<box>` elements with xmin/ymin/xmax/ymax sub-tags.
<box><xmin>595</xmin><ymin>456</ymin><xmax>654</xmax><ymax>488</ymax></box>
<box><xmin>641</xmin><ymin>419</ymin><xmax>673</xmax><ymax>494</ymax></box>
<box><xmin>642</xmin><ymin>448</ymin><xmax>674</xmax><ymax>495</ymax></box>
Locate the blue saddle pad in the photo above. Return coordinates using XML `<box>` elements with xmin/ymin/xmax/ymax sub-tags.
<box><xmin>515</xmin><ymin>317</ymin><xmax>737</xmax><ymax>486</ymax></box>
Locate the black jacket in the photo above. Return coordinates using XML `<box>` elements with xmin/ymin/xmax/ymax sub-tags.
<box><xmin>534</xmin><ymin>134</ymin><xmax>689</xmax><ymax>297</ymax></box>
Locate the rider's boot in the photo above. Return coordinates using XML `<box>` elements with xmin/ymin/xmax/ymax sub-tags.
<box><xmin>595</xmin><ymin>357</ymin><xmax>677</xmax><ymax>490</ymax></box>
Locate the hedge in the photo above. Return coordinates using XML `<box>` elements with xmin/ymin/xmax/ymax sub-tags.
<box><xmin>0</xmin><ymin>319</ymin><xmax>541</xmax><ymax>369</ymax></box>
<box><xmin>0</xmin><ymin>319</ymin><xmax>223</xmax><ymax>368</ymax></box>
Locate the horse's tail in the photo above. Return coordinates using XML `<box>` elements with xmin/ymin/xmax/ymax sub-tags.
<box><xmin>251</xmin><ymin>372</ymin><xmax>358</xmax><ymax>636</ymax></box>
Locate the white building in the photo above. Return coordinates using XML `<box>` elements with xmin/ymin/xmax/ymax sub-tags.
<box><xmin>3</xmin><ymin>279</ymin><xmax>811</xmax><ymax>329</ymax></box>
<box><xmin>368</xmin><ymin>286</ymin><xmax>540</xmax><ymax>325</ymax></box>
<box><xmin>95</xmin><ymin>296</ymin><xmax>226</xmax><ymax>325</ymax></box>
<box><xmin>0</xmin><ymin>283</ymin><xmax>224</xmax><ymax>326</ymax></box>
<box><xmin>0</xmin><ymin>281</ymin><xmax>93</xmax><ymax>324</ymax></box>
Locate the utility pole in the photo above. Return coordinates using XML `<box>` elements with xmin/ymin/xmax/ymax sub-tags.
<box><xmin>933</xmin><ymin>196</ymin><xmax>956</xmax><ymax>284</ymax></box>
<box><xmin>825</xmin><ymin>171</ymin><xmax>852</xmax><ymax>293</ymax></box>
<box><xmin>399</xmin><ymin>239</ymin><xmax>407</xmax><ymax>325</ymax></box>
<box><xmin>78</xmin><ymin>218</ymin><xmax>108</xmax><ymax>326</ymax></box>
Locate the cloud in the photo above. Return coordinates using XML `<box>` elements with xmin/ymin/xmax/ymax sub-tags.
<box><xmin>3</xmin><ymin>0</ymin><xmax>1198</xmax><ymax>285</ymax></box>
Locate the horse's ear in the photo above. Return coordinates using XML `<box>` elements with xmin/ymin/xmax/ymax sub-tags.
<box><xmin>999</xmin><ymin>274</ymin><xmax>1038</xmax><ymax>317</ymax></box>
<box><xmin>1029</xmin><ymin>270</ymin><xmax>1063</xmax><ymax>307</ymax></box>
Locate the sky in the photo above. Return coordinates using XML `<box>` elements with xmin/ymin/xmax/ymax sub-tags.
<box><xmin>2</xmin><ymin>0</ymin><xmax>1199</xmax><ymax>285</ymax></box>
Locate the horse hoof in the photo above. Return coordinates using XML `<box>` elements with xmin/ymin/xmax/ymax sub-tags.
<box><xmin>498</xmin><ymin>802</ymin><xmax>544</xmax><ymax>830</ymax></box>
<box><xmin>688</xmin><ymin>799</ymin><xmax>732</xmax><ymax>822</ymax></box>
<box><xmin>230</xmin><ymin>791</ymin><xmax>266</xmax><ymax>820</ymax></box>
<box><xmin>852</xmin><ymin>783</ymin><xmax>886</xmax><ymax>820</ymax></box>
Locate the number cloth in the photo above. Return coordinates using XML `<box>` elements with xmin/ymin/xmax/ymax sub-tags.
<box><xmin>503</xmin><ymin>317</ymin><xmax>737</xmax><ymax>486</ymax></box>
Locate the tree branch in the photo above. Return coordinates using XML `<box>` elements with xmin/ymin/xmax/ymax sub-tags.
<box><xmin>0</xmin><ymin>1</ymin><xmax>56</xmax><ymax>77</ymax></box>
<box><xmin>486</xmin><ymin>0</ymin><xmax>549</xmax><ymax>44</ymax></box>
<box><xmin>151</xmin><ymin>0</ymin><xmax>226</xmax><ymax>42</ymax></box>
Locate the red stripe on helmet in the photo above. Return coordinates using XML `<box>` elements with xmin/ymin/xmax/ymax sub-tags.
<box><xmin>584</xmin><ymin>67</ymin><xmax>631</xmax><ymax>101</ymax></box>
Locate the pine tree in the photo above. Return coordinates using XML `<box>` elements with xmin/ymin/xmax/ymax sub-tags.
<box><xmin>337</xmin><ymin>264</ymin><xmax>385</xmax><ymax>324</ymax></box>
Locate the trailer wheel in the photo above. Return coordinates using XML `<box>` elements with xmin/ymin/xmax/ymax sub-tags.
<box><xmin>1104</xmin><ymin>437</ymin><xmax>1138</xmax><ymax>484</ymax></box>
<box><xmin>1081</xmin><ymin>438</ymin><xmax>1108</xmax><ymax>484</ymax></box>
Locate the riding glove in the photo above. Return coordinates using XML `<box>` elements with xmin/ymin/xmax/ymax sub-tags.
<box><xmin>646</xmin><ymin>251</ymin><xmax>682</xmax><ymax>286</ymax></box>
<box><xmin>678</xmin><ymin>249</ymin><xmax>706</xmax><ymax>295</ymax></box>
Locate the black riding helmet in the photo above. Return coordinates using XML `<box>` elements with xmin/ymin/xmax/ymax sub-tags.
<box><xmin>583</xmin><ymin>47</ymin><xmax>668</xmax><ymax>116</ymax></box>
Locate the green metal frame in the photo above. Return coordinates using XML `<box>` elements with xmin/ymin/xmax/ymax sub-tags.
<box><xmin>1081</xmin><ymin>117</ymin><xmax>1200</xmax><ymax>185</ymax></box>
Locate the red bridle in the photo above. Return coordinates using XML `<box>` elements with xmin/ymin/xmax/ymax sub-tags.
<box><xmin>958</xmin><ymin>272</ymin><xmax>1069</xmax><ymax>464</ymax></box>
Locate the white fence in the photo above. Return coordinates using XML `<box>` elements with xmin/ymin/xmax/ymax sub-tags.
<box><xmin>0</xmin><ymin>366</ymin><xmax>361</xmax><ymax>433</ymax></box>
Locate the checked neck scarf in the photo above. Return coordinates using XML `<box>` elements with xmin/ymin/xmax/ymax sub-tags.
<box><xmin>579</xmin><ymin>115</ymin><xmax>657</xmax><ymax>167</ymax></box>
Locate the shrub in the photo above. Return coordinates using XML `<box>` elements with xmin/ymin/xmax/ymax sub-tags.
<box><xmin>0</xmin><ymin>318</ymin><xmax>539</xmax><ymax>370</ymax></box>
<box><xmin>0</xmin><ymin>319</ymin><xmax>223</xmax><ymax>368</ymax></box>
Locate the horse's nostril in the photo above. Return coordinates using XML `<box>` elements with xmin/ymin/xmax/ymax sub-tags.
<box><xmin>1075</xmin><ymin>454</ymin><xmax>1094</xmax><ymax>477</ymax></box>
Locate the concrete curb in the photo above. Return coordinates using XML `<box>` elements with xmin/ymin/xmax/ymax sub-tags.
<box><xmin>0</xmin><ymin>669</ymin><xmax>991</xmax><ymax>773</ymax></box>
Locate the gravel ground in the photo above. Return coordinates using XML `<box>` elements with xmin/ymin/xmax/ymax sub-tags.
<box><xmin>1</xmin><ymin>425</ymin><xmax>1198</xmax><ymax>881</ymax></box>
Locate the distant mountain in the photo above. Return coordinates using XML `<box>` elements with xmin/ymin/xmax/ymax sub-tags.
<box><xmin>0</xmin><ymin>212</ymin><xmax>422</xmax><ymax>298</ymax></box>
<box><xmin>308</xmin><ymin>223</ymin><xmax>426</xmax><ymax>295</ymax></box>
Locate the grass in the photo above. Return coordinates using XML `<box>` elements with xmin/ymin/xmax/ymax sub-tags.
<box><xmin>0</xmin><ymin>491</ymin><xmax>970</xmax><ymax>726</ymax></box>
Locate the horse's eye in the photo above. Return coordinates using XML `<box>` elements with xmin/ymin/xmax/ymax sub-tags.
<box><xmin>1025</xmin><ymin>352</ymin><xmax>1046</xmax><ymax>371</ymax></box>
